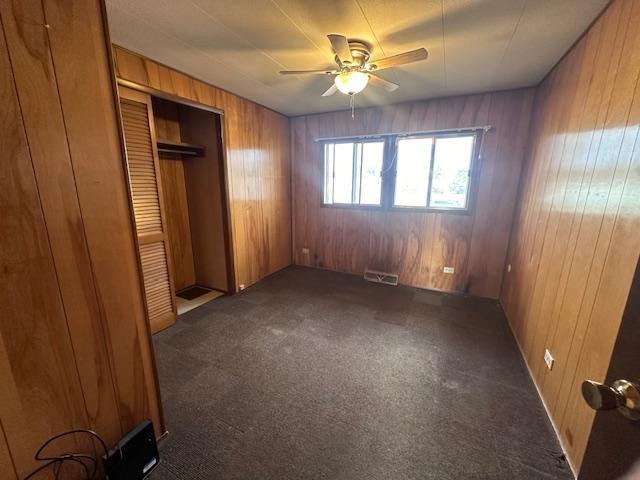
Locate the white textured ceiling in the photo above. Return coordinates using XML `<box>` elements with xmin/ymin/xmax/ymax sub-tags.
<box><xmin>106</xmin><ymin>0</ymin><xmax>608</xmax><ymax>116</ymax></box>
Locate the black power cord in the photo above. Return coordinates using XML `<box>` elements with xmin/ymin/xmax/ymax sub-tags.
<box><xmin>24</xmin><ymin>429</ymin><xmax>112</xmax><ymax>480</ymax></box>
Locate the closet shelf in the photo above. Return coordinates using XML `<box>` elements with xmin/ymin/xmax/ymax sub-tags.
<box><xmin>156</xmin><ymin>139</ymin><xmax>205</xmax><ymax>157</ymax></box>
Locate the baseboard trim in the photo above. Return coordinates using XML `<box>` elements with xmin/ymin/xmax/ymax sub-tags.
<box><xmin>500</xmin><ymin>304</ymin><xmax>578</xmax><ymax>479</ymax></box>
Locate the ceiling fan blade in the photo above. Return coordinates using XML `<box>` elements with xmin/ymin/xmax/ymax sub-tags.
<box><xmin>321</xmin><ymin>84</ymin><xmax>338</xmax><ymax>97</ymax></box>
<box><xmin>327</xmin><ymin>34</ymin><xmax>353</xmax><ymax>65</ymax></box>
<box><xmin>369</xmin><ymin>48</ymin><xmax>428</xmax><ymax>71</ymax></box>
<box><xmin>279</xmin><ymin>68</ymin><xmax>337</xmax><ymax>75</ymax></box>
<box><xmin>368</xmin><ymin>74</ymin><xmax>399</xmax><ymax>92</ymax></box>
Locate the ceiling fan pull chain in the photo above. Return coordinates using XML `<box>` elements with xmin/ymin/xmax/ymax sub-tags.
<box><xmin>350</xmin><ymin>94</ymin><xmax>355</xmax><ymax>119</ymax></box>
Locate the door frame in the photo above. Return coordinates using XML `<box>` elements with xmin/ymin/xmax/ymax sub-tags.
<box><xmin>116</xmin><ymin>78</ymin><xmax>237</xmax><ymax>295</ymax></box>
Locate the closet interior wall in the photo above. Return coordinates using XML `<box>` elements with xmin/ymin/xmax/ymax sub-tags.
<box><xmin>153</xmin><ymin>98</ymin><xmax>230</xmax><ymax>294</ymax></box>
<box><xmin>154</xmin><ymin>99</ymin><xmax>197</xmax><ymax>291</ymax></box>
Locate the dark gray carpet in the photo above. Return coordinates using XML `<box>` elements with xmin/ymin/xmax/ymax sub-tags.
<box><xmin>150</xmin><ymin>266</ymin><xmax>573</xmax><ymax>480</ymax></box>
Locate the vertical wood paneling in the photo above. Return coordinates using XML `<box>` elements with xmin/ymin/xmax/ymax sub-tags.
<box><xmin>0</xmin><ymin>0</ymin><xmax>123</xmax><ymax>446</ymax></box>
<box><xmin>0</xmin><ymin>1</ymin><xmax>163</xmax><ymax>475</ymax></box>
<box><xmin>501</xmin><ymin>0</ymin><xmax>640</xmax><ymax>472</ymax></box>
<box><xmin>0</xmin><ymin>15</ymin><xmax>90</xmax><ymax>473</ymax></box>
<box><xmin>159</xmin><ymin>155</ymin><xmax>196</xmax><ymax>291</ymax></box>
<box><xmin>154</xmin><ymin>99</ymin><xmax>197</xmax><ymax>291</ymax></box>
<box><xmin>0</xmin><ymin>424</ymin><xmax>16</xmax><ymax>480</ymax></box>
<box><xmin>291</xmin><ymin>90</ymin><xmax>534</xmax><ymax>298</ymax></box>
<box><xmin>43</xmin><ymin>0</ymin><xmax>163</xmax><ymax>436</ymax></box>
<box><xmin>181</xmin><ymin>107</ymin><xmax>230</xmax><ymax>292</ymax></box>
<box><xmin>113</xmin><ymin>47</ymin><xmax>291</xmax><ymax>291</ymax></box>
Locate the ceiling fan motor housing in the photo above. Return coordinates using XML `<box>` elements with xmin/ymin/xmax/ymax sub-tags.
<box><xmin>336</xmin><ymin>41</ymin><xmax>370</xmax><ymax>69</ymax></box>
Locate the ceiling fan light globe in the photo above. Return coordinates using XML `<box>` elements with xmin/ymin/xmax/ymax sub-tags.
<box><xmin>334</xmin><ymin>71</ymin><xmax>369</xmax><ymax>95</ymax></box>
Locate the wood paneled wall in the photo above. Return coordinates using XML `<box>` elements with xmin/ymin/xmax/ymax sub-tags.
<box><xmin>0</xmin><ymin>1</ymin><xmax>162</xmax><ymax>478</ymax></box>
<box><xmin>159</xmin><ymin>153</ymin><xmax>196</xmax><ymax>291</ymax></box>
<box><xmin>154</xmin><ymin>99</ymin><xmax>197</xmax><ymax>291</ymax></box>
<box><xmin>501</xmin><ymin>0</ymin><xmax>640</xmax><ymax>472</ymax></box>
<box><xmin>113</xmin><ymin>46</ymin><xmax>292</xmax><ymax>291</ymax></box>
<box><xmin>181</xmin><ymin>107</ymin><xmax>230</xmax><ymax>292</ymax></box>
<box><xmin>291</xmin><ymin>90</ymin><xmax>535</xmax><ymax>298</ymax></box>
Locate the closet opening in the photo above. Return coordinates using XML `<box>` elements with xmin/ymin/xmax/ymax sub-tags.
<box><xmin>153</xmin><ymin>97</ymin><xmax>233</xmax><ymax>317</ymax></box>
<box><xmin>119</xmin><ymin>85</ymin><xmax>234</xmax><ymax>333</ymax></box>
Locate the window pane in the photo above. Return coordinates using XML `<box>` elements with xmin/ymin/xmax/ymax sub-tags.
<box><xmin>394</xmin><ymin>137</ymin><xmax>433</xmax><ymax>207</ymax></box>
<box><xmin>359</xmin><ymin>142</ymin><xmax>384</xmax><ymax>205</ymax></box>
<box><xmin>332</xmin><ymin>143</ymin><xmax>354</xmax><ymax>203</ymax></box>
<box><xmin>323</xmin><ymin>141</ymin><xmax>383</xmax><ymax>206</ymax></box>
<box><xmin>353</xmin><ymin>144</ymin><xmax>362</xmax><ymax>203</ymax></box>
<box><xmin>323</xmin><ymin>144</ymin><xmax>334</xmax><ymax>203</ymax></box>
<box><xmin>429</xmin><ymin>136</ymin><xmax>474</xmax><ymax>209</ymax></box>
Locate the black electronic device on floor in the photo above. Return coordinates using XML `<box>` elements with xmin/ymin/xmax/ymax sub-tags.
<box><xmin>104</xmin><ymin>419</ymin><xmax>159</xmax><ymax>479</ymax></box>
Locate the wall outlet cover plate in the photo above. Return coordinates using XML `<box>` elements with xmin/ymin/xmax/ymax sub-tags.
<box><xmin>544</xmin><ymin>349</ymin><xmax>554</xmax><ymax>370</ymax></box>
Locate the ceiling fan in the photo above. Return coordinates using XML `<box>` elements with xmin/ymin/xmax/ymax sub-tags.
<box><xmin>279</xmin><ymin>34</ymin><xmax>428</xmax><ymax>98</ymax></box>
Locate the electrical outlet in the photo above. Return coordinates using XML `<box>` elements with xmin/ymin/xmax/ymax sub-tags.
<box><xmin>544</xmin><ymin>349</ymin><xmax>554</xmax><ymax>370</ymax></box>
<box><xmin>302</xmin><ymin>247</ymin><xmax>310</xmax><ymax>255</ymax></box>
<box><xmin>443</xmin><ymin>266</ymin><xmax>455</xmax><ymax>274</ymax></box>
<box><xmin>507</xmin><ymin>264</ymin><xmax>512</xmax><ymax>273</ymax></box>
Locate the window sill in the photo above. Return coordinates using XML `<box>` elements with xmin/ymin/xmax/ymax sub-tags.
<box><xmin>320</xmin><ymin>203</ymin><xmax>383</xmax><ymax>212</ymax></box>
<box><xmin>390</xmin><ymin>206</ymin><xmax>473</xmax><ymax>215</ymax></box>
<box><xmin>320</xmin><ymin>203</ymin><xmax>473</xmax><ymax>215</ymax></box>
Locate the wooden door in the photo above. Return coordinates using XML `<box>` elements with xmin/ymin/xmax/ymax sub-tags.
<box><xmin>579</xmin><ymin>255</ymin><xmax>640</xmax><ymax>479</ymax></box>
<box><xmin>119</xmin><ymin>86</ymin><xmax>176</xmax><ymax>333</ymax></box>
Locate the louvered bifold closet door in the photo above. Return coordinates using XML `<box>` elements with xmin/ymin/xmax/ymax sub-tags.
<box><xmin>119</xmin><ymin>86</ymin><xmax>176</xmax><ymax>333</ymax></box>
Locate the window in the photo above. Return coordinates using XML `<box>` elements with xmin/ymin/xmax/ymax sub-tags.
<box><xmin>428</xmin><ymin>135</ymin><xmax>475</xmax><ymax>209</ymax></box>
<box><xmin>323</xmin><ymin>140</ymin><xmax>384</xmax><ymax>205</ymax></box>
<box><xmin>321</xmin><ymin>131</ymin><xmax>479</xmax><ymax>212</ymax></box>
<box><xmin>394</xmin><ymin>137</ymin><xmax>433</xmax><ymax>208</ymax></box>
<box><xmin>394</xmin><ymin>134</ymin><xmax>476</xmax><ymax>210</ymax></box>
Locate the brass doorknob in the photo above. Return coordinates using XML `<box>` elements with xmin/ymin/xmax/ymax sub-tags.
<box><xmin>581</xmin><ymin>379</ymin><xmax>640</xmax><ymax>421</ymax></box>
<box><xmin>582</xmin><ymin>381</ymin><xmax>622</xmax><ymax>410</ymax></box>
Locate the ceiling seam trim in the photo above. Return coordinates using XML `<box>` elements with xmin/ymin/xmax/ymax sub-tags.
<box><xmin>268</xmin><ymin>0</ymin><xmax>328</xmax><ymax>57</ymax></box>
<box><xmin>187</xmin><ymin>0</ymin><xmax>294</xmax><ymax>73</ymax></box>
<box><xmin>440</xmin><ymin>0</ymin><xmax>447</xmax><ymax>88</ymax></box>
<box><xmin>353</xmin><ymin>0</ymin><xmax>400</xmax><ymax>84</ymax></box>
<box><xmin>493</xmin><ymin>0</ymin><xmax>527</xmax><ymax>85</ymax></box>
<box><xmin>109</xmin><ymin>3</ymin><xmax>274</xmax><ymax>90</ymax></box>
